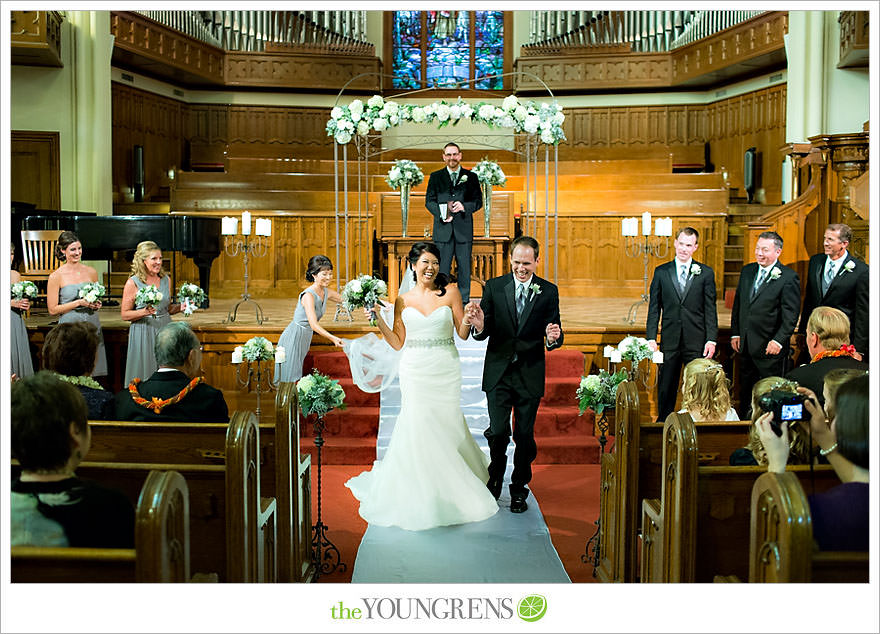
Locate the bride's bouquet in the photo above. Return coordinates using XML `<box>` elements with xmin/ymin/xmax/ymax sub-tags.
<box><xmin>11</xmin><ymin>280</ymin><xmax>38</xmax><ymax>300</ymax></box>
<box><xmin>135</xmin><ymin>284</ymin><xmax>163</xmax><ymax>309</ymax></box>
<box><xmin>342</xmin><ymin>275</ymin><xmax>388</xmax><ymax>326</ymax></box>
<box><xmin>177</xmin><ymin>281</ymin><xmax>206</xmax><ymax>317</ymax></box>
<box><xmin>78</xmin><ymin>282</ymin><xmax>106</xmax><ymax>304</ymax></box>
<box><xmin>296</xmin><ymin>370</ymin><xmax>347</xmax><ymax>418</ymax></box>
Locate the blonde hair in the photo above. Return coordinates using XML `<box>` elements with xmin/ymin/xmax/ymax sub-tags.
<box><xmin>680</xmin><ymin>358</ymin><xmax>732</xmax><ymax>421</ymax></box>
<box><xmin>746</xmin><ymin>376</ymin><xmax>811</xmax><ymax>466</ymax></box>
<box><xmin>130</xmin><ymin>241</ymin><xmax>165</xmax><ymax>282</ymax></box>
<box><xmin>823</xmin><ymin>368</ymin><xmax>868</xmax><ymax>421</ymax></box>
<box><xmin>806</xmin><ymin>306</ymin><xmax>850</xmax><ymax>350</ymax></box>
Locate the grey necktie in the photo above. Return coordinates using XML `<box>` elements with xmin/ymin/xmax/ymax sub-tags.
<box><xmin>751</xmin><ymin>268</ymin><xmax>767</xmax><ymax>299</ymax></box>
<box><xmin>822</xmin><ymin>260</ymin><xmax>835</xmax><ymax>294</ymax></box>
<box><xmin>451</xmin><ymin>171</ymin><xmax>459</xmax><ymax>186</ymax></box>
<box><xmin>679</xmin><ymin>265</ymin><xmax>688</xmax><ymax>292</ymax></box>
<box><xmin>516</xmin><ymin>283</ymin><xmax>526</xmax><ymax>318</ymax></box>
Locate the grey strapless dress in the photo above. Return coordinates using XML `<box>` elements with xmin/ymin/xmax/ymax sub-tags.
<box><xmin>124</xmin><ymin>276</ymin><xmax>172</xmax><ymax>385</ymax></box>
<box><xmin>10</xmin><ymin>309</ymin><xmax>34</xmax><ymax>378</ymax></box>
<box><xmin>58</xmin><ymin>283</ymin><xmax>108</xmax><ymax>376</ymax></box>
<box><xmin>275</xmin><ymin>288</ymin><xmax>327</xmax><ymax>383</ymax></box>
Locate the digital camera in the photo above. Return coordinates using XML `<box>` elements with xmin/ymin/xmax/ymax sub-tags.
<box><xmin>757</xmin><ymin>389</ymin><xmax>811</xmax><ymax>436</ymax></box>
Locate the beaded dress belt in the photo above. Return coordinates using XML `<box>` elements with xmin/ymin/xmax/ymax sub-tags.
<box><xmin>407</xmin><ymin>337</ymin><xmax>454</xmax><ymax>348</ymax></box>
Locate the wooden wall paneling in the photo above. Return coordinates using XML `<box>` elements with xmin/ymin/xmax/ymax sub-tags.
<box><xmin>10</xmin><ymin>131</ymin><xmax>60</xmax><ymax>210</ymax></box>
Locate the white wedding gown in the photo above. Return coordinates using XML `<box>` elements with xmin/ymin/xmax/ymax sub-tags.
<box><xmin>345</xmin><ymin>305</ymin><xmax>499</xmax><ymax>531</ymax></box>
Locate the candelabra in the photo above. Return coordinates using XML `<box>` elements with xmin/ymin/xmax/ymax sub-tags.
<box><xmin>310</xmin><ymin>413</ymin><xmax>345</xmax><ymax>580</ymax></box>
<box><xmin>621</xmin><ymin>212</ymin><xmax>671</xmax><ymax>325</ymax></box>
<box><xmin>221</xmin><ymin>212</ymin><xmax>272</xmax><ymax>325</ymax></box>
<box><xmin>231</xmin><ymin>347</ymin><xmax>284</xmax><ymax>419</ymax></box>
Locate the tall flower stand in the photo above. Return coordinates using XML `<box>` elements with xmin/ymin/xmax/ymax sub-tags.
<box><xmin>583</xmin><ymin>408</ymin><xmax>611</xmax><ymax>573</ymax></box>
<box><xmin>481</xmin><ymin>182</ymin><xmax>493</xmax><ymax>237</ymax></box>
<box><xmin>310</xmin><ymin>413</ymin><xmax>345</xmax><ymax>580</ymax></box>
<box><xmin>399</xmin><ymin>182</ymin><xmax>410</xmax><ymax>237</ymax></box>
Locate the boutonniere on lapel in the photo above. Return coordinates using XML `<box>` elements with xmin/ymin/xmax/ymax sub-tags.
<box><xmin>843</xmin><ymin>260</ymin><xmax>856</xmax><ymax>273</ymax></box>
<box><xmin>529</xmin><ymin>283</ymin><xmax>542</xmax><ymax>298</ymax></box>
<box><xmin>769</xmin><ymin>267</ymin><xmax>781</xmax><ymax>281</ymax></box>
<box><xmin>459</xmin><ymin>174</ymin><xmax>467</xmax><ymax>184</ymax></box>
<box><xmin>690</xmin><ymin>264</ymin><xmax>701</xmax><ymax>276</ymax></box>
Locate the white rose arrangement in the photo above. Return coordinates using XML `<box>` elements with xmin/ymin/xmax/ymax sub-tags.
<box><xmin>242</xmin><ymin>336</ymin><xmax>275</xmax><ymax>362</ymax></box>
<box><xmin>618</xmin><ymin>336</ymin><xmax>653</xmax><ymax>364</ymax></box>
<box><xmin>11</xmin><ymin>280</ymin><xmax>39</xmax><ymax>300</ymax></box>
<box><xmin>472</xmin><ymin>159</ymin><xmax>507</xmax><ymax>187</ymax></box>
<box><xmin>576</xmin><ymin>369</ymin><xmax>627</xmax><ymax>415</ymax></box>
<box><xmin>342</xmin><ymin>275</ymin><xmax>388</xmax><ymax>326</ymax></box>
<box><xmin>77</xmin><ymin>282</ymin><xmax>106</xmax><ymax>305</ymax></box>
<box><xmin>385</xmin><ymin>159</ymin><xmax>425</xmax><ymax>189</ymax></box>
<box><xmin>296</xmin><ymin>370</ymin><xmax>347</xmax><ymax>418</ymax></box>
<box><xmin>177</xmin><ymin>282</ymin><xmax>207</xmax><ymax>317</ymax></box>
<box><xmin>134</xmin><ymin>284</ymin><xmax>163</xmax><ymax>309</ymax></box>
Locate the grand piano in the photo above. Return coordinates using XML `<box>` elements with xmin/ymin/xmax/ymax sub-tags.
<box><xmin>20</xmin><ymin>214</ymin><xmax>222</xmax><ymax>306</ymax></box>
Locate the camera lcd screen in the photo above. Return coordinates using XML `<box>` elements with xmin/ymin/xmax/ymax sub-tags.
<box><xmin>780</xmin><ymin>404</ymin><xmax>803</xmax><ymax>421</ymax></box>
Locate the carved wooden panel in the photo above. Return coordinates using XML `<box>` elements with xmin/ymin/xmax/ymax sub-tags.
<box><xmin>10</xmin><ymin>10</ymin><xmax>63</xmax><ymax>67</ymax></box>
<box><xmin>224</xmin><ymin>52</ymin><xmax>381</xmax><ymax>91</ymax></box>
<box><xmin>838</xmin><ymin>11</ymin><xmax>869</xmax><ymax>68</ymax></box>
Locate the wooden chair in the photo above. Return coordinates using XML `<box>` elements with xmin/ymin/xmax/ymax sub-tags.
<box><xmin>11</xmin><ymin>469</ymin><xmax>190</xmax><ymax>582</ymax></box>
<box><xmin>750</xmin><ymin>471</ymin><xmax>869</xmax><ymax>583</ymax></box>
<box><xmin>19</xmin><ymin>230</ymin><xmax>63</xmax><ymax>299</ymax></box>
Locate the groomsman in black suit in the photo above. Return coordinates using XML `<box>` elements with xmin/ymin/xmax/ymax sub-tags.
<box><xmin>730</xmin><ymin>231</ymin><xmax>801</xmax><ymax>414</ymax></box>
<box><xmin>646</xmin><ymin>227</ymin><xmax>718</xmax><ymax>422</ymax></box>
<box><xmin>467</xmin><ymin>236</ymin><xmax>563</xmax><ymax>514</ymax></box>
<box><xmin>798</xmin><ymin>223</ymin><xmax>869</xmax><ymax>360</ymax></box>
<box><xmin>424</xmin><ymin>142</ymin><xmax>483</xmax><ymax>303</ymax></box>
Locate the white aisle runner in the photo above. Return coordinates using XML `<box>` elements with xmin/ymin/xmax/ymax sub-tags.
<box><xmin>351</xmin><ymin>334</ymin><xmax>571</xmax><ymax>583</ymax></box>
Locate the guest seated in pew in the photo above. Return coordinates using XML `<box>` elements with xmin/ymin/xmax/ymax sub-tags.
<box><xmin>756</xmin><ymin>373</ymin><xmax>869</xmax><ymax>551</ymax></box>
<box><xmin>786</xmin><ymin>306</ymin><xmax>867</xmax><ymax>406</ymax></box>
<box><xmin>729</xmin><ymin>377</ymin><xmax>811</xmax><ymax>467</ymax></box>
<box><xmin>678</xmin><ymin>358</ymin><xmax>739</xmax><ymax>421</ymax></box>
<box><xmin>11</xmin><ymin>371</ymin><xmax>135</xmax><ymax>548</ymax></box>
<box><xmin>821</xmin><ymin>368</ymin><xmax>868</xmax><ymax>421</ymax></box>
<box><xmin>42</xmin><ymin>322</ymin><xmax>116</xmax><ymax>419</ymax></box>
<box><xmin>115</xmin><ymin>321</ymin><xmax>229</xmax><ymax>423</ymax></box>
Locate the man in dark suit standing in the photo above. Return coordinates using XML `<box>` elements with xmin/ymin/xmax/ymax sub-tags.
<box><xmin>646</xmin><ymin>227</ymin><xmax>718</xmax><ymax>422</ymax></box>
<box><xmin>467</xmin><ymin>236</ymin><xmax>563</xmax><ymax>514</ymax></box>
<box><xmin>786</xmin><ymin>306</ymin><xmax>868</xmax><ymax>405</ymax></box>
<box><xmin>424</xmin><ymin>142</ymin><xmax>482</xmax><ymax>303</ymax></box>
<box><xmin>115</xmin><ymin>322</ymin><xmax>229</xmax><ymax>422</ymax></box>
<box><xmin>730</xmin><ymin>231</ymin><xmax>801</xmax><ymax>414</ymax></box>
<box><xmin>798</xmin><ymin>223</ymin><xmax>869</xmax><ymax>360</ymax></box>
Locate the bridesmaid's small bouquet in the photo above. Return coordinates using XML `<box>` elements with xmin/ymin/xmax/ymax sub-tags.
<box><xmin>342</xmin><ymin>275</ymin><xmax>388</xmax><ymax>326</ymax></box>
<box><xmin>78</xmin><ymin>282</ymin><xmax>106</xmax><ymax>304</ymax></box>
<box><xmin>177</xmin><ymin>281</ymin><xmax>206</xmax><ymax>316</ymax></box>
<box><xmin>11</xmin><ymin>281</ymin><xmax>38</xmax><ymax>300</ymax></box>
<box><xmin>296</xmin><ymin>370</ymin><xmax>347</xmax><ymax>418</ymax></box>
<box><xmin>135</xmin><ymin>284</ymin><xmax>163</xmax><ymax>309</ymax></box>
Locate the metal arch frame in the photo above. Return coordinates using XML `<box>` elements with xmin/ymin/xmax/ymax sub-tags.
<box><xmin>330</xmin><ymin>70</ymin><xmax>560</xmax><ymax>308</ymax></box>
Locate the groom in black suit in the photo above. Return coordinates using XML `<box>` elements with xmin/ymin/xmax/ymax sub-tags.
<box><xmin>798</xmin><ymin>223</ymin><xmax>869</xmax><ymax>360</ymax></box>
<box><xmin>730</xmin><ymin>231</ymin><xmax>801</xmax><ymax>414</ymax></box>
<box><xmin>646</xmin><ymin>227</ymin><xmax>718</xmax><ymax>422</ymax></box>
<box><xmin>467</xmin><ymin>236</ymin><xmax>563</xmax><ymax>513</ymax></box>
<box><xmin>424</xmin><ymin>142</ymin><xmax>483</xmax><ymax>303</ymax></box>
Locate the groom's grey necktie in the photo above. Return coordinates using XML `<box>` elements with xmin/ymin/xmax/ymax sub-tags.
<box><xmin>678</xmin><ymin>264</ymin><xmax>688</xmax><ymax>292</ymax></box>
<box><xmin>751</xmin><ymin>268</ymin><xmax>767</xmax><ymax>299</ymax></box>
<box><xmin>516</xmin><ymin>283</ymin><xmax>526</xmax><ymax>319</ymax></box>
<box><xmin>450</xmin><ymin>170</ymin><xmax>459</xmax><ymax>186</ymax></box>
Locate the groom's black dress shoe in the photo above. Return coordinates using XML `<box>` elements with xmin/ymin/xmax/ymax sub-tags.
<box><xmin>510</xmin><ymin>494</ymin><xmax>528</xmax><ymax>514</ymax></box>
<box><xmin>487</xmin><ymin>478</ymin><xmax>502</xmax><ymax>500</ymax></box>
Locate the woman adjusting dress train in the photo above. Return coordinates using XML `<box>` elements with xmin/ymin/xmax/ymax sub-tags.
<box><xmin>345</xmin><ymin>242</ymin><xmax>498</xmax><ymax>531</ymax></box>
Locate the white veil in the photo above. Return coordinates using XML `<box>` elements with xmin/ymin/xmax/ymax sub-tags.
<box><xmin>343</xmin><ymin>301</ymin><xmax>402</xmax><ymax>393</ymax></box>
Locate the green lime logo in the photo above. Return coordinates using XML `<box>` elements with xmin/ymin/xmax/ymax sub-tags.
<box><xmin>517</xmin><ymin>594</ymin><xmax>547</xmax><ymax>622</ymax></box>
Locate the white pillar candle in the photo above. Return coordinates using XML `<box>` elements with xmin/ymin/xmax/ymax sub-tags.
<box><xmin>231</xmin><ymin>346</ymin><xmax>244</xmax><ymax>364</ymax></box>
<box><xmin>241</xmin><ymin>211</ymin><xmax>252</xmax><ymax>235</ymax></box>
<box><xmin>610</xmin><ymin>350</ymin><xmax>622</xmax><ymax>364</ymax></box>
<box><xmin>657</xmin><ymin>217</ymin><xmax>672</xmax><ymax>236</ymax></box>
<box><xmin>275</xmin><ymin>345</ymin><xmax>286</xmax><ymax>363</ymax></box>
<box><xmin>621</xmin><ymin>218</ymin><xmax>627</xmax><ymax>236</ymax></box>
<box><xmin>652</xmin><ymin>350</ymin><xmax>664</xmax><ymax>364</ymax></box>
<box><xmin>603</xmin><ymin>345</ymin><xmax>615</xmax><ymax>358</ymax></box>
<box><xmin>262</xmin><ymin>218</ymin><xmax>272</xmax><ymax>236</ymax></box>
<box><xmin>642</xmin><ymin>211</ymin><xmax>652</xmax><ymax>235</ymax></box>
<box><xmin>221</xmin><ymin>216</ymin><xmax>234</xmax><ymax>235</ymax></box>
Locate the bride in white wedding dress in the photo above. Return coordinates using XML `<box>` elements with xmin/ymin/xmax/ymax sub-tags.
<box><xmin>345</xmin><ymin>242</ymin><xmax>498</xmax><ymax>531</ymax></box>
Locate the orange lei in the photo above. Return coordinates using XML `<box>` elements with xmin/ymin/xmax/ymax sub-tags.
<box><xmin>128</xmin><ymin>376</ymin><xmax>204</xmax><ymax>413</ymax></box>
<box><xmin>811</xmin><ymin>344</ymin><xmax>857</xmax><ymax>363</ymax></box>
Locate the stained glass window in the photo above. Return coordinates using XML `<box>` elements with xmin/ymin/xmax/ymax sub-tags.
<box><xmin>391</xmin><ymin>11</ymin><xmax>505</xmax><ymax>91</ymax></box>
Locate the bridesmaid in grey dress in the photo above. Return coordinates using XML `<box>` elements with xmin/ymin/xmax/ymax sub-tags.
<box><xmin>46</xmin><ymin>232</ymin><xmax>107</xmax><ymax>377</ymax></box>
<box><xmin>120</xmin><ymin>241</ymin><xmax>180</xmax><ymax>385</ymax></box>
<box><xmin>10</xmin><ymin>246</ymin><xmax>34</xmax><ymax>379</ymax></box>
<box><xmin>276</xmin><ymin>255</ymin><xmax>345</xmax><ymax>382</ymax></box>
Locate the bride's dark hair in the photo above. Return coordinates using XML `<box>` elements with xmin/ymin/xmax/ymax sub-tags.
<box><xmin>408</xmin><ymin>242</ymin><xmax>451</xmax><ymax>296</ymax></box>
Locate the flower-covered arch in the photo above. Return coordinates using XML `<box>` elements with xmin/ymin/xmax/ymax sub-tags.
<box><xmin>326</xmin><ymin>94</ymin><xmax>566</xmax><ymax>146</ymax></box>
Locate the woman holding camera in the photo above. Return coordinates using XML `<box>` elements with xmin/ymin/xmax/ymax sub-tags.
<box><xmin>755</xmin><ymin>373</ymin><xmax>868</xmax><ymax>551</ymax></box>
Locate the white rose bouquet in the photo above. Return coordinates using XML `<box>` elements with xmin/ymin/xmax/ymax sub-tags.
<box><xmin>618</xmin><ymin>336</ymin><xmax>653</xmax><ymax>364</ymax></box>
<box><xmin>177</xmin><ymin>281</ymin><xmax>206</xmax><ymax>317</ymax></box>
<box><xmin>78</xmin><ymin>282</ymin><xmax>106</xmax><ymax>304</ymax></box>
<box><xmin>385</xmin><ymin>159</ymin><xmax>425</xmax><ymax>189</ymax></box>
<box><xmin>576</xmin><ymin>369</ymin><xmax>627</xmax><ymax>415</ymax></box>
<box><xmin>296</xmin><ymin>370</ymin><xmax>347</xmax><ymax>418</ymax></box>
<box><xmin>11</xmin><ymin>280</ymin><xmax>39</xmax><ymax>300</ymax></box>
<box><xmin>472</xmin><ymin>159</ymin><xmax>507</xmax><ymax>187</ymax></box>
<box><xmin>342</xmin><ymin>275</ymin><xmax>388</xmax><ymax>326</ymax></box>
<box><xmin>134</xmin><ymin>284</ymin><xmax>163</xmax><ymax>309</ymax></box>
<box><xmin>242</xmin><ymin>336</ymin><xmax>275</xmax><ymax>362</ymax></box>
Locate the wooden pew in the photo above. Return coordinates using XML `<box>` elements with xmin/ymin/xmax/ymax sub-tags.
<box><xmin>750</xmin><ymin>472</ymin><xmax>869</xmax><ymax>583</ymax></box>
<box><xmin>595</xmin><ymin>384</ymin><xmax>751</xmax><ymax>583</ymax></box>
<box><xmin>75</xmin><ymin>411</ymin><xmax>276</xmax><ymax>582</ymax></box>
<box><xmin>640</xmin><ymin>412</ymin><xmax>841</xmax><ymax>582</ymax></box>
<box><xmin>12</xmin><ymin>470</ymin><xmax>190</xmax><ymax>582</ymax></box>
